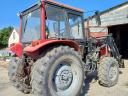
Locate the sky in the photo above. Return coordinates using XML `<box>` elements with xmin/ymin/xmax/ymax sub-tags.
<box><xmin>0</xmin><ymin>0</ymin><xmax>127</xmax><ymax>29</ymax></box>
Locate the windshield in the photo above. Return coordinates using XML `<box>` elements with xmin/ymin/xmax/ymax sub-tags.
<box><xmin>45</xmin><ymin>4</ymin><xmax>83</xmax><ymax>39</ymax></box>
<box><xmin>68</xmin><ymin>14</ymin><xmax>83</xmax><ymax>39</ymax></box>
<box><xmin>21</xmin><ymin>8</ymin><xmax>41</xmax><ymax>42</ymax></box>
<box><xmin>45</xmin><ymin>4</ymin><xmax>70</xmax><ymax>39</ymax></box>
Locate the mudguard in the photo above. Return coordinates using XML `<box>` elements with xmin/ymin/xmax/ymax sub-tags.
<box><xmin>9</xmin><ymin>43</ymin><xmax>23</xmax><ymax>57</ymax></box>
<box><xmin>24</xmin><ymin>40</ymin><xmax>80</xmax><ymax>53</ymax></box>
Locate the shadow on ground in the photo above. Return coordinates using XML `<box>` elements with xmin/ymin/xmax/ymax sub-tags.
<box><xmin>81</xmin><ymin>71</ymin><xmax>98</xmax><ymax>96</ymax></box>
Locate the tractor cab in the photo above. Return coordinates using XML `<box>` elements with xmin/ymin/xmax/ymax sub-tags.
<box><xmin>20</xmin><ymin>0</ymin><xmax>85</xmax><ymax>43</ymax></box>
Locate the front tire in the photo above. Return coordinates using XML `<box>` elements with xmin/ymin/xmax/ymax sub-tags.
<box><xmin>31</xmin><ymin>46</ymin><xmax>84</xmax><ymax>96</ymax></box>
<box><xmin>98</xmin><ymin>57</ymin><xmax>119</xmax><ymax>87</ymax></box>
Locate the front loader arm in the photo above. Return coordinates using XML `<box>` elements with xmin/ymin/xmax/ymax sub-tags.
<box><xmin>86</xmin><ymin>34</ymin><xmax>124</xmax><ymax>68</ymax></box>
<box><xmin>98</xmin><ymin>34</ymin><xmax>121</xmax><ymax>59</ymax></box>
<box><xmin>96</xmin><ymin>34</ymin><xmax>124</xmax><ymax>68</ymax></box>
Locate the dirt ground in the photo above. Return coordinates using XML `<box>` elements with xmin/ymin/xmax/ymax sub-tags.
<box><xmin>0</xmin><ymin>60</ymin><xmax>128</xmax><ymax>96</ymax></box>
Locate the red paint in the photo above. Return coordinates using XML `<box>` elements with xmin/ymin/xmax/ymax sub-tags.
<box><xmin>8</xmin><ymin>1</ymin><xmax>80</xmax><ymax>58</ymax></box>
<box><xmin>9</xmin><ymin>43</ymin><xmax>23</xmax><ymax>57</ymax></box>
<box><xmin>100</xmin><ymin>47</ymin><xmax>106</xmax><ymax>56</ymax></box>
<box><xmin>90</xmin><ymin>32</ymin><xmax>108</xmax><ymax>38</ymax></box>
<box><xmin>41</xmin><ymin>1</ymin><xmax>46</xmax><ymax>39</ymax></box>
<box><xmin>24</xmin><ymin>40</ymin><xmax>79</xmax><ymax>53</ymax></box>
<box><xmin>19</xmin><ymin>16</ymin><xmax>22</xmax><ymax>42</ymax></box>
<box><xmin>100</xmin><ymin>46</ymin><xmax>111</xmax><ymax>58</ymax></box>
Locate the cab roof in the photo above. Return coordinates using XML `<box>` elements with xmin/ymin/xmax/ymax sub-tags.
<box><xmin>21</xmin><ymin>0</ymin><xmax>83</xmax><ymax>15</ymax></box>
<box><xmin>45</xmin><ymin>0</ymin><xmax>84</xmax><ymax>13</ymax></box>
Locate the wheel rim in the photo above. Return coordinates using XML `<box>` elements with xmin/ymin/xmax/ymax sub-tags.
<box><xmin>108</xmin><ymin>64</ymin><xmax>118</xmax><ymax>81</ymax></box>
<box><xmin>49</xmin><ymin>56</ymin><xmax>84</xmax><ymax>96</ymax></box>
<box><xmin>54</xmin><ymin>63</ymin><xmax>73</xmax><ymax>91</ymax></box>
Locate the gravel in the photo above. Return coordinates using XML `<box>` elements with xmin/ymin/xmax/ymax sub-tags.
<box><xmin>0</xmin><ymin>60</ymin><xmax>128</xmax><ymax>96</ymax></box>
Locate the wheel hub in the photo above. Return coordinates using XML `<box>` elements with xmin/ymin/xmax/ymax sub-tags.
<box><xmin>55</xmin><ymin>65</ymin><xmax>73</xmax><ymax>91</ymax></box>
<box><xmin>109</xmin><ymin>65</ymin><xmax>117</xmax><ymax>80</ymax></box>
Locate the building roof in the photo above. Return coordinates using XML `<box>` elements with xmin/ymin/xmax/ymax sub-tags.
<box><xmin>9</xmin><ymin>28</ymin><xmax>19</xmax><ymax>38</ymax></box>
<box><xmin>100</xmin><ymin>1</ymin><xmax>128</xmax><ymax>15</ymax></box>
<box><xmin>85</xmin><ymin>1</ymin><xmax>128</xmax><ymax>20</ymax></box>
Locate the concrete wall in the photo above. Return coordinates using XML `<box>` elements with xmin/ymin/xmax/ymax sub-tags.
<box><xmin>85</xmin><ymin>3</ymin><xmax>128</xmax><ymax>27</ymax></box>
<box><xmin>84</xmin><ymin>3</ymin><xmax>128</xmax><ymax>38</ymax></box>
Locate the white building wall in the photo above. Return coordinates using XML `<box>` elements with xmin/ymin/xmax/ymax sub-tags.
<box><xmin>8</xmin><ymin>29</ymin><xmax>19</xmax><ymax>47</ymax></box>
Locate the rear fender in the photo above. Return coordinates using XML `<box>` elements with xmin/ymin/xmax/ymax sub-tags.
<box><xmin>24</xmin><ymin>40</ymin><xmax>80</xmax><ymax>57</ymax></box>
<box><xmin>8</xmin><ymin>43</ymin><xmax>23</xmax><ymax>57</ymax></box>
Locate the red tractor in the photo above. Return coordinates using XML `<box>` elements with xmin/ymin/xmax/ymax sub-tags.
<box><xmin>8</xmin><ymin>0</ymin><xmax>123</xmax><ymax>96</ymax></box>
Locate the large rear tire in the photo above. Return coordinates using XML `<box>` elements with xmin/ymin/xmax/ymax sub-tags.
<box><xmin>31</xmin><ymin>46</ymin><xmax>85</xmax><ymax>96</ymax></box>
<box><xmin>8</xmin><ymin>57</ymin><xmax>31</xmax><ymax>93</ymax></box>
<box><xmin>98</xmin><ymin>57</ymin><xmax>119</xmax><ymax>87</ymax></box>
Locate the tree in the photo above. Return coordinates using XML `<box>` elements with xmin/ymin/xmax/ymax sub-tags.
<box><xmin>0</xmin><ymin>26</ymin><xmax>13</xmax><ymax>49</ymax></box>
